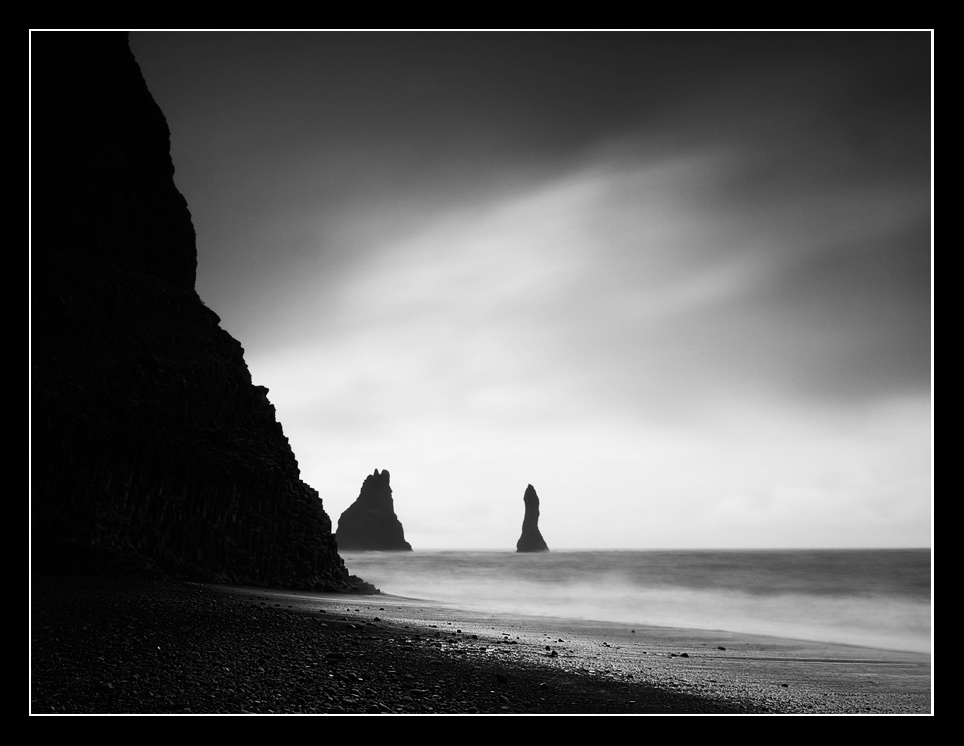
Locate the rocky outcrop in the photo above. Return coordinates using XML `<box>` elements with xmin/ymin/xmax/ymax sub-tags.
<box><xmin>516</xmin><ymin>484</ymin><xmax>549</xmax><ymax>553</ymax></box>
<box><xmin>30</xmin><ymin>32</ymin><xmax>358</xmax><ymax>591</ymax></box>
<box><xmin>336</xmin><ymin>470</ymin><xmax>413</xmax><ymax>551</ymax></box>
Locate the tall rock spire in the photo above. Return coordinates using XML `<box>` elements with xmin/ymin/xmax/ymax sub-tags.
<box><xmin>516</xmin><ymin>484</ymin><xmax>550</xmax><ymax>553</ymax></box>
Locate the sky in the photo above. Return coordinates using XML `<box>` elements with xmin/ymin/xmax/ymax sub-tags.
<box><xmin>128</xmin><ymin>31</ymin><xmax>932</xmax><ymax>550</ymax></box>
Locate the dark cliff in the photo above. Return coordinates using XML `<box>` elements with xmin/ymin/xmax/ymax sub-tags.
<box><xmin>516</xmin><ymin>484</ymin><xmax>549</xmax><ymax>553</ymax></box>
<box><xmin>30</xmin><ymin>32</ymin><xmax>355</xmax><ymax>591</ymax></box>
<box><xmin>336</xmin><ymin>470</ymin><xmax>413</xmax><ymax>551</ymax></box>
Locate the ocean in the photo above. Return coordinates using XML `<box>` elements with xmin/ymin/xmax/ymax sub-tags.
<box><xmin>340</xmin><ymin>548</ymin><xmax>931</xmax><ymax>654</ymax></box>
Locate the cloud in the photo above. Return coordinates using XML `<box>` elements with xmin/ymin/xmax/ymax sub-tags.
<box><xmin>128</xmin><ymin>31</ymin><xmax>930</xmax><ymax>550</ymax></box>
<box><xmin>246</xmin><ymin>150</ymin><xmax>930</xmax><ymax>549</ymax></box>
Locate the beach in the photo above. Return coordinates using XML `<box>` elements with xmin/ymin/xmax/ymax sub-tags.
<box><xmin>30</xmin><ymin>575</ymin><xmax>930</xmax><ymax>714</ymax></box>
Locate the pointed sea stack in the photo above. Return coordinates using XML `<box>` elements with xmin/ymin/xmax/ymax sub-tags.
<box><xmin>516</xmin><ymin>484</ymin><xmax>549</xmax><ymax>553</ymax></box>
<box><xmin>336</xmin><ymin>470</ymin><xmax>413</xmax><ymax>551</ymax></box>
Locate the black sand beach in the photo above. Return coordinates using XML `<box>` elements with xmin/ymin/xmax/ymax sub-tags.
<box><xmin>30</xmin><ymin>575</ymin><xmax>931</xmax><ymax>714</ymax></box>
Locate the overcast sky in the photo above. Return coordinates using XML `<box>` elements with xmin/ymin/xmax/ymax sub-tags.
<box><xmin>129</xmin><ymin>31</ymin><xmax>932</xmax><ymax>550</ymax></box>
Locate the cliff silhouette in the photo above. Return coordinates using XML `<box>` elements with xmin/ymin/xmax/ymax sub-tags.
<box><xmin>30</xmin><ymin>32</ymin><xmax>359</xmax><ymax>591</ymax></box>
<box><xmin>337</xmin><ymin>470</ymin><xmax>413</xmax><ymax>551</ymax></box>
<box><xmin>516</xmin><ymin>484</ymin><xmax>549</xmax><ymax>552</ymax></box>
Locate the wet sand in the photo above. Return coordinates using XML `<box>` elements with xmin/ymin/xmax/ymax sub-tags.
<box><xmin>211</xmin><ymin>584</ymin><xmax>932</xmax><ymax>714</ymax></box>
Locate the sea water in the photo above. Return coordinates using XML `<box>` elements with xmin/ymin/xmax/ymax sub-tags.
<box><xmin>340</xmin><ymin>548</ymin><xmax>931</xmax><ymax>653</ymax></box>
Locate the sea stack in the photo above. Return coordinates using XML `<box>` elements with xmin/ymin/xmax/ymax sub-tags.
<box><xmin>336</xmin><ymin>470</ymin><xmax>413</xmax><ymax>551</ymax></box>
<box><xmin>516</xmin><ymin>484</ymin><xmax>549</xmax><ymax>553</ymax></box>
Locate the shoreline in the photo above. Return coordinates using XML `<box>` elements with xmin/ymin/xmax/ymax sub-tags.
<box><xmin>31</xmin><ymin>575</ymin><xmax>931</xmax><ymax>714</ymax></box>
<box><xmin>212</xmin><ymin>584</ymin><xmax>932</xmax><ymax>714</ymax></box>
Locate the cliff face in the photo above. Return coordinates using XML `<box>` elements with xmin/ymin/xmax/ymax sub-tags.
<box><xmin>516</xmin><ymin>484</ymin><xmax>549</xmax><ymax>553</ymax></box>
<box><xmin>336</xmin><ymin>470</ymin><xmax>413</xmax><ymax>551</ymax></box>
<box><xmin>30</xmin><ymin>32</ymin><xmax>353</xmax><ymax>591</ymax></box>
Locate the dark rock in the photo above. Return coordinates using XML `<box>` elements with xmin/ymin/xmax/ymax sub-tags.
<box><xmin>30</xmin><ymin>32</ymin><xmax>354</xmax><ymax>591</ymax></box>
<box><xmin>516</xmin><ymin>484</ymin><xmax>549</xmax><ymax>553</ymax></box>
<box><xmin>336</xmin><ymin>470</ymin><xmax>413</xmax><ymax>551</ymax></box>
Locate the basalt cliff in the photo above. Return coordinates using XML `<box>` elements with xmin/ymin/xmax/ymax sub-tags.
<box><xmin>516</xmin><ymin>484</ymin><xmax>549</xmax><ymax>553</ymax></box>
<box><xmin>336</xmin><ymin>470</ymin><xmax>413</xmax><ymax>551</ymax></box>
<box><xmin>31</xmin><ymin>32</ymin><xmax>359</xmax><ymax>591</ymax></box>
